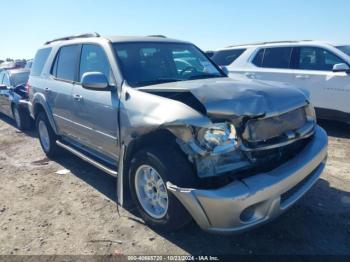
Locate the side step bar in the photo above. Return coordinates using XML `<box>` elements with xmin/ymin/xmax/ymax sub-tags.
<box><xmin>56</xmin><ymin>140</ymin><xmax>118</xmax><ymax>177</ymax></box>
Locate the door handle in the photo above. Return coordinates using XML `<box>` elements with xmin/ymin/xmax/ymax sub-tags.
<box><xmin>73</xmin><ymin>94</ymin><xmax>83</xmax><ymax>101</ymax></box>
<box><xmin>296</xmin><ymin>75</ymin><xmax>310</xmax><ymax>79</ymax></box>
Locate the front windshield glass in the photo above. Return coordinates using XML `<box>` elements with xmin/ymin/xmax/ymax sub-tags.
<box><xmin>113</xmin><ymin>42</ymin><xmax>224</xmax><ymax>87</ymax></box>
<box><xmin>336</xmin><ymin>45</ymin><xmax>350</xmax><ymax>56</ymax></box>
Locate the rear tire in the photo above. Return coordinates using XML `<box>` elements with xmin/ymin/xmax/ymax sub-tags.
<box><xmin>36</xmin><ymin>112</ymin><xmax>60</xmax><ymax>158</ymax></box>
<box><xmin>12</xmin><ymin>105</ymin><xmax>31</xmax><ymax>131</ymax></box>
<box><xmin>129</xmin><ymin>146</ymin><xmax>198</xmax><ymax>232</ymax></box>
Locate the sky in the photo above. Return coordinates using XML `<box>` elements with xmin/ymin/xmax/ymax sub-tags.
<box><xmin>1</xmin><ymin>0</ymin><xmax>350</xmax><ymax>60</ymax></box>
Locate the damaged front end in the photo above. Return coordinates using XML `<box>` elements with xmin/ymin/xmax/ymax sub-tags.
<box><xmin>119</xmin><ymin>80</ymin><xmax>327</xmax><ymax>233</ymax></box>
<box><xmin>175</xmin><ymin>103</ymin><xmax>317</xmax><ymax>183</ymax></box>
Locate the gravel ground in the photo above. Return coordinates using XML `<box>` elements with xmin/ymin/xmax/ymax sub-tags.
<box><xmin>0</xmin><ymin>114</ymin><xmax>349</xmax><ymax>255</ymax></box>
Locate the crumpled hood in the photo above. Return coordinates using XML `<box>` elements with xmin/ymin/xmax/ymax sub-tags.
<box><xmin>138</xmin><ymin>77</ymin><xmax>309</xmax><ymax>118</ymax></box>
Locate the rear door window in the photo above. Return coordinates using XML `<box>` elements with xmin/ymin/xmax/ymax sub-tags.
<box><xmin>31</xmin><ymin>48</ymin><xmax>52</xmax><ymax>76</ymax></box>
<box><xmin>53</xmin><ymin>45</ymin><xmax>81</xmax><ymax>82</ymax></box>
<box><xmin>211</xmin><ymin>49</ymin><xmax>246</xmax><ymax>66</ymax></box>
<box><xmin>261</xmin><ymin>47</ymin><xmax>292</xmax><ymax>69</ymax></box>
<box><xmin>252</xmin><ymin>49</ymin><xmax>264</xmax><ymax>67</ymax></box>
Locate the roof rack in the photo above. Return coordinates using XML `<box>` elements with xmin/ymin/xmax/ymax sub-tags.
<box><xmin>44</xmin><ymin>32</ymin><xmax>100</xmax><ymax>45</ymax></box>
<box><xmin>147</xmin><ymin>35</ymin><xmax>167</xmax><ymax>38</ymax></box>
<box><xmin>226</xmin><ymin>40</ymin><xmax>313</xmax><ymax>48</ymax></box>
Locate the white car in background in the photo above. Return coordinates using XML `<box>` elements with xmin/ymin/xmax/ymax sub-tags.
<box><xmin>211</xmin><ymin>41</ymin><xmax>350</xmax><ymax>123</ymax></box>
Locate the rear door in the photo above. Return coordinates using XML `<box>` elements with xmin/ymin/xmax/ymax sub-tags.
<box><xmin>245</xmin><ymin>47</ymin><xmax>295</xmax><ymax>85</ymax></box>
<box><xmin>290</xmin><ymin>46</ymin><xmax>350</xmax><ymax>115</ymax></box>
<box><xmin>47</xmin><ymin>44</ymin><xmax>81</xmax><ymax>137</ymax></box>
<box><xmin>71</xmin><ymin>43</ymin><xmax>119</xmax><ymax>161</ymax></box>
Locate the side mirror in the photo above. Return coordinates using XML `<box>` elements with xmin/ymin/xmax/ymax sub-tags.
<box><xmin>332</xmin><ymin>63</ymin><xmax>350</xmax><ymax>73</ymax></box>
<box><xmin>0</xmin><ymin>84</ymin><xmax>7</xmax><ymax>90</ymax></box>
<box><xmin>220</xmin><ymin>66</ymin><xmax>229</xmax><ymax>76</ymax></box>
<box><xmin>81</xmin><ymin>72</ymin><xmax>109</xmax><ymax>90</ymax></box>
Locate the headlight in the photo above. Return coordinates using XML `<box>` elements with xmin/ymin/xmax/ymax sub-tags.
<box><xmin>197</xmin><ymin>123</ymin><xmax>237</xmax><ymax>150</ymax></box>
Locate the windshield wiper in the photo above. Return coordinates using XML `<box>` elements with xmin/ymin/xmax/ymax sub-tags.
<box><xmin>134</xmin><ymin>78</ymin><xmax>183</xmax><ymax>87</ymax></box>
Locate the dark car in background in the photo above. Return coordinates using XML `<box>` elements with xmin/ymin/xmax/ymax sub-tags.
<box><xmin>0</xmin><ymin>69</ymin><xmax>31</xmax><ymax>130</ymax></box>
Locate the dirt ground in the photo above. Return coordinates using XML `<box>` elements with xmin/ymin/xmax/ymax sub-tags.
<box><xmin>0</xmin><ymin>114</ymin><xmax>349</xmax><ymax>256</ymax></box>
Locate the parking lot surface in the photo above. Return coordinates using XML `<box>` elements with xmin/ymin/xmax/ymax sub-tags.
<box><xmin>0</xmin><ymin>115</ymin><xmax>349</xmax><ymax>255</ymax></box>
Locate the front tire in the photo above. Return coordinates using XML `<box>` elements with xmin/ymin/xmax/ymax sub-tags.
<box><xmin>129</xmin><ymin>146</ymin><xmax>198</xmax><ymax>231</ymax></box>
<box><xmin>36</xmin><ymin>112</ymin><xmax>59</xmax><ymax>158</ymax></box>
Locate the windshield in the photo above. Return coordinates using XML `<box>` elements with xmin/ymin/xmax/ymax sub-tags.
<box><xmin>10</xmin><ymin>71</ymin><xmax>29</xmax><ymax>87</ymax></box>
<box><xmin>113</xmin><ymin>42</ymin><xmax>224</xmax><ymax>87</ymax></box>
<box><xmin>336</xmin><ymin>45</ymin><xmax>350</xmax><ymax>56</ymax></box>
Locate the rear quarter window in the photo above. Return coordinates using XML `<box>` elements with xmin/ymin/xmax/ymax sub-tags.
<box><xmin>30</xmin><ymin>48</ymin><xmax>52</xmax><ymax>76</ymax></box>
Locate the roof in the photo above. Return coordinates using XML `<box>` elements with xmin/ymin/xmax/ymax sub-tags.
<box><xmin>43</xmin><ymin>33</ymin><xmax>190</xmax><ymax>47</ymax></box>
<box><xmin>218</xmin><ymin>40</ymin><xmax>336</xmax><ymax>51</ymax></box>
<box><xmin>105</xmin><ymin>35</ymin><xmax>189</xmax><ymax>44</ymax></box>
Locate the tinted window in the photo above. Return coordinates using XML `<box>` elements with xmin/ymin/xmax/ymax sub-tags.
<box><xmin>79</xmin><ymin>44</ymin><xmax>111</xmax><ymax>82</ymax></box>
<box><xmin>54</xmin><ymin>45</ymin><xmax>81</xmax><ymax>81</ymax></box>
<box><xmin>261</xmin><ymin>47</ymin><xmax>292</xmax><ymax>68</ymax></box>
<box><xmin>252</xmin><ymin>49</ymin><xmax>264</xmax><ymax>66</ymax></box>
<box><xmin>296</xmin><ymin>47</ymin><xmax>345</xmax><ymax>71</ymax></box>
<box><xmin>31</xmin><ymin>48</ymin><xmax>52</xmax><ymax>76</ymax></box>
<box><xmin>211</xmin><ymin>49</ymin><xmax>246</xmax><ymax>66</ymax></box>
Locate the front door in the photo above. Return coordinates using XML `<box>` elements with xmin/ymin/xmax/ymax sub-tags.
<box><xmin>71</xmin><ymin>44</ymin><xmax>119</xmax><ymax>162</ymax></box>
<box><xmin>290</xmin><ymin>46</ymin><xmax>350</xmax><ymax>116</ymax></box>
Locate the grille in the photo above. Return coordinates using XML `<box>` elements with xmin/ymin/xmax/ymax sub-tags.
<box><xmin>243</xmin><ymin>107</ymin><xmax>307</xmax><ymax>143</ymax></box>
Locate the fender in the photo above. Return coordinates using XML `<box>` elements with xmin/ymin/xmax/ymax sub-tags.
<box><xmin>32</xmin><ymin>92</ymin><xmax>58</xmax><ymax>134</ymax></box>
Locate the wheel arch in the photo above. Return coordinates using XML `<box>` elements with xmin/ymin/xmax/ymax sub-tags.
<box><xmin>121</xmin><ymin>128</ymin><xmax>193</xmax><ymax>203</ymax></box>
<box><xmin>32</xmin><ymin>98</ymin><xmax>58</xmax><ymax>135</ymax></box>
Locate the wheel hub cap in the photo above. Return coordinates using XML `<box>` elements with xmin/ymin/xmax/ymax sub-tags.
<box><xmin>38</xmin><ymin>120</ymin><xmax>50</xmax><ymax>152</ymax></box>
<box><xmin>135</xmin><ymin>165</ymin><xmax>169</xmax><ymax>219</ymax></box>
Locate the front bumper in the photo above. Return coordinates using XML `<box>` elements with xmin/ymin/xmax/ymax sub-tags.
<box><xmin>167</xmin><ymin>125</ymin><xmax>328</xmax><ymax>234</ymax></box>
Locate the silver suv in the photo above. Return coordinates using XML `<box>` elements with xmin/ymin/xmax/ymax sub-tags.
<box><xmin>28</xmin><ymin>33</ymin><xmax>328</xmax><ymax>233</ymax></box>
